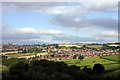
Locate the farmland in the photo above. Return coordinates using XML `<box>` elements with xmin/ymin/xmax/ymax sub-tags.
<box><xmin>4</xmin><ymin>53</ymin><xmax>35</xmax><ymax>58</ymax></box>
<box><xmin>0</xmin><ymin>65</ymin><xmax>8</xmax><ymax>71</ymax></box>
<box><xmin>58</xmin><ymin>54</ymin><xmax>120</xmax><ymax>71</ymax></box>
<box><xmin>86</xmin><ymin>45</ymin><xmax>103</xmax><ymax>49</ymax></box>
<box><xmin>1</xmin><ymin>43</ymin><xmax>120</xmax><ymax>79</ymax></box>
<box><xmin>2</xmin><ymin>52</ymin><xmax>48</xmax><ymax>59</ymax></box>
<box><xmin>101</xmin><ymin>54</ymin><xmax>120</xmax><ymax>62</ymax></box>
<box><xmin>57</xmin><ymin>54</ymin><xmax>120</xmax><ymax>78</ymax></box>
<box><xmin>1</xmin><ymin>52</ymin><xmax>120</xmax><ymax>71</ymax></box>
<box><xmin>1</xmin><ymin>51</ymin><xmax>120</xmax><ymax>79</ymax></box>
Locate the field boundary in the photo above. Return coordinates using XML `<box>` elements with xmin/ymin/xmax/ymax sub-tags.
<box><xmin>100</xmin><ymin>57</ymin><xmax>120</xmax><ymax>63</ymax></box>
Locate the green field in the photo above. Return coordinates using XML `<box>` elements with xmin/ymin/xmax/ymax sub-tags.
<box><xmin>58</xmin><ymin>54</ymin><xmax>120</xmax><ymax>71</ymax></box>
<box><xmin>101</xmin><ymin>54</ymin><xmax>120</xmax><ymax>62</ymax></box>
<box><xmin>103</xmin><ymin>69</ymin><xmax>120</xmax><ymax>77</ymax></box>
<box><xmin>4</xmin><ymin>53</ymin><xmax>35</xmax><ymax>58</ymax></box>
<box><xmin>2</xmin><ymin>53</ymin><xmax>120</xmax><ymax>72</ymax></box>
<box><xmin>0</xmin><ymin>65</ymin><xmax>8</xmax><ymax>71</ymax></box>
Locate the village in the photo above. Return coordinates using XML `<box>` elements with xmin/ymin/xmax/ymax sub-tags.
<box><xmin>1</xmin><ymin>43</ymin><xmax>120</xmax><ymax>61</ymax></box>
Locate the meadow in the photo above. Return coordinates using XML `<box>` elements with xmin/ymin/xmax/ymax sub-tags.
<box><xmin>1</xmin><ymin>52</ymin><xmax>119</xmax><ymax>78</ymax></box>
<box><xmin>57</xmin><ymin>54</ymin><xmax>120</xmax><ymax>77</ymax></box>
<box><xmin>101</xmin><ymin>54</ymin><xmax>120</xmax><ymax>62</ymax></box>
<box><xmin>3</xmin><ymin>52</ymin><xmax>48</xmax><ymax>59</ymax></box>
<box><xmin>58</xmin><ymin>54</ymin><xmax>120</xmax><ymax>71</ymax></box>
<box><xmin>4</xmin><ymin>53</ymin><xmax>35</xmax><ymax>58</ymax></box>
<box><xmin>0</xmin><ymin>65</ymin><xmax>8</xmax><ymax>71</ymax></box>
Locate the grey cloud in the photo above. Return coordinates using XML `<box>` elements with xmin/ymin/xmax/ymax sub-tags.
<box><xmin>2</xmin><ymin>25</ymin><xmax>63</xmax><ymax>40</ymax></box>
<box><xmin>52</xmin><ymin>35</ymin><xmax>116</xmax><ymax>43</ymax></box>
<box><xmin>81</xmin><ymin>1</ymin><xmax>117</xmax><ymax>12</ymax></box>
<box><xmin>2</xmin><ymin>34</ymin><xmax>117</xmax><ymax>44</ymax></box>
<box><xmin>2</xmin><ymin>26</ymin><xmax>39</xmax><ymax>40</ymax></box>
<box><xmin>3</xmin><ymin>2</ymin><xmax>117</xmax><ymax>31</ymax></box>
<box><xmin>50</xmin><ymin>16</ymin><xmax>117</xmax><ymax>30</ymax></box>
<box><xmin>2</xmin><ymin>2</ymin><xmax>118</xmax><ymax>44</ymax></box>
<box><xmin>2</xmin><ymin>1</ymin><xmax>117</xmax><ymax>12</ymax></box>
<box><xmin>93</xmin><ymin>31</ymin><xmax>119</xmax><ymax>37</ymax></box>
<box><xmin>2</xmin><ymin>2</ymin><xmax>77</xmax><ymax>12</ymax></box>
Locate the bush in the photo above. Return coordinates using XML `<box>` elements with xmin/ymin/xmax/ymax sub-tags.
<box><xmin>78</xmin><ymin>55</ymin><xmax>84</xmax><ymax>60</ymax></box>
<box><xmin>93</xmin><ymin>64</ymin><xmax>105</xmax><ymax>74</ymax></box>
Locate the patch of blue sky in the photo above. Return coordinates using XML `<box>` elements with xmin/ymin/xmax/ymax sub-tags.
<box><xmin>3</xmin><ymin>11</ymin><xmax>51</xmax><ymax>28</ymax></box>
<box><xmin>3</xmin><ymin>10</ymin><xmax>81</xmax><ymax>36</ymax></box>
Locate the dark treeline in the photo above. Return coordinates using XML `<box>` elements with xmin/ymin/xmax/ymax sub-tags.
<box><xmin>2</xmin><ymin>58</ymin><xmax>120</xmax><ymax>80</ymax></box>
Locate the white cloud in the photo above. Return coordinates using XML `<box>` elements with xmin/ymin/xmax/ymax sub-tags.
<box><xmin>2</xmin><ymin>0</ymin><xmax>119</xmax><ymax>2</ymax></box>
<box><xmin>50</xmin><ymin>16</ymin><xmax>117</xmax><ymax>31</ymax></box>
<box><xmin>94</xmin><ymin>31</ymin><xmax>119</xmax><ymax>37</ymax></box>
<box><xmin>81</xmin><ymin>1</ymin><xmax>118</xmax><ymax>11</ymax></box>
<box><xmin>8</xmin><ymin>27</ymin><xmax>63</xmax><ymax>35</ymax></box>
<box><xmin>2</xmin><ymin>1</ymin><xmax>118</xmax><ymax>14</ymax></box>
<box><xmin>52</xmin><ymin>35</ymin><xmax>118</xmax><ymax>43</ymax></box>
<box><xmin>2</xmin><ymin>26</ymin><xmax>64</xmax><ymax>41</ymax></box>
<box><xmin>13</xmin><ymin>27</ymin><xmax>38</xmax><ymax>34</ymax></box>
<box><xmin>43</xmin><ymin>5</ymin><xmax>85</xmax><ymax>17</ymax></box>
<box><xmin>45</xmin><ymin>30</ymin><xmax>63</xmax><ymax>35</ymax></box>
<box><xmin>2</xmin><ymin>1</ymin><xmax>118</xmax><ymax>44</ymax></box>
<box><xmin>2</xmin><ymin>26</ymin><xmax>118</xmax><ymax>44</ymax></box>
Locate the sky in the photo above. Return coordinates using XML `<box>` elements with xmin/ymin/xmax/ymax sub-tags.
<box><xmin>1</xmin><ymin>0</ymin><xmax>119</xmax><ymax>44</ymax></box>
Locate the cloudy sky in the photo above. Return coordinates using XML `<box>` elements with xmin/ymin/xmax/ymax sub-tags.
<box><xmin>2</xmin><ymin>0</ymin><xmax>119</xmax><ymax>44</ymax></box>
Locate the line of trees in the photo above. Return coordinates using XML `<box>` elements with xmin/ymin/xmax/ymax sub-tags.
<box><xmin>2</xmin><ymin>58</ymin><xmax>119</xmax><ymax>80</ymax></box>
<box><xmin>73</xmin><ymin>55</ymin><xmax>84</xmax><ymax>60</ymax></box>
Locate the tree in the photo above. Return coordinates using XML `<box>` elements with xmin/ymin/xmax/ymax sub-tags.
<box><xmin>35</xmin><ymin>52</ymin><xmax>37</xmax><ymax>58</ymax></box>
<box><xmin>2</xmin><ymin>55</ymin><xmax>8</xmax><ymax>65</ymax></box>
<box><xmin>82</xmin><ymin>45</ymin><xmax>86</xmax><ymax>48</ymax></box>
<box><xmin>9</xmin><ymin>61</ymin><xmax>29</xmax><ymax>78</ymax></box>
<box><xmin>70</xmin><ymin>46</ymin><xmax>77</xmax><ymax>49</ymax></box>
<box><xmin>73</xmin><ymin>55</ymin><xmax>77</xmax><ymax>59</ymax></box>
<box><xmin>103</xmin><ymin>44</ymin><xmax>107</xmax><ymax>47</ymax></box>
<box><xmin>54</xmin><ymin>45</ymin><xmax>59</xmax><ymax>49</ymax></box>
<box><xmin>2</xmin><ymin>58</ymin><xmax>19</xmax><ymax>66</ymax></box>
<box><xmin>22</xmin><ymin>49</ymin><xmax>27</xmax><ymax>53</ymax></box>
<box><xmin>78</xmin><ymin>55</ymin><xmax>84</xmax><ymax>61</ymax></box>
<box><xmin>3</xmin><ymin>59</ymin><xmax>111</xmax><ymax>80</ymax></box>
<box><xmin>82</xmin><ymin>66</ymin><xmax>93</xmax><ymax>74</ymax></box>
<box><xmin>93</xmin><ymin>64</ymin><xmax>105</xmax><ymax>74</ymax></box>
<box><xmin>70</xmin><ymin>65</ymin><xmax>80</xmax><ymax>71</ymax></box>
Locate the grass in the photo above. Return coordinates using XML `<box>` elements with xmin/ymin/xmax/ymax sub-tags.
<box><xmin>58</xmin><ymin>55</ymin><xmax>120</xmax><ymax>70</ymax></box>
<box><xmin>101</xmin><ymin>54</ymin><xmax>120</xmax><ymax>62</ymax></box>
<box><xmin>4</xmin><ymin>52</ymin><xmax>47</xmax><ymax>58</ymax></box>
<box><xmin>2</xmin><ymin>52</ymin><xmax>120</xmax><ymax>72</ymax></box>
<box><xmin>0</xmin><ymin>65</ymin><xmax>8</xmax><ymax>71</ymax></box>
<box><xmin>4</xmin><ymin>53</ymin><xmax>35</xmax><ymax>58</ymax></box>
<box><xmin>103</xmin><ymin>70</ymin><xmax>120</xmax><ymax>77</ymax></box>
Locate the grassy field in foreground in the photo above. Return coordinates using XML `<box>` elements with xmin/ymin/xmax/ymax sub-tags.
<box><xmin>58</xmin><ymin>54</ymin><xmax>120</xmax><ymax>70</ymax></box>
<box><xmin>103</xmin><ymin>70</ymin><xmax>120</xmax><ymax>77</ymax></box>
